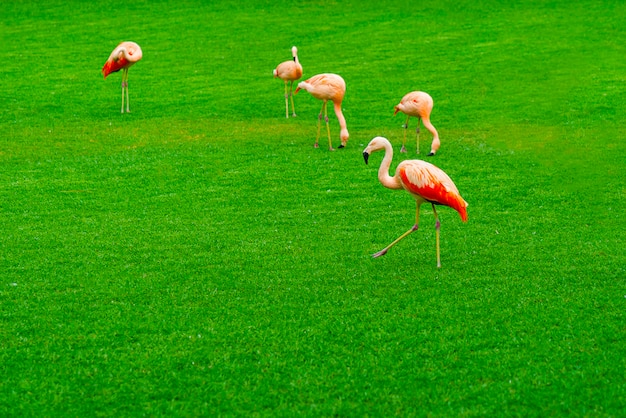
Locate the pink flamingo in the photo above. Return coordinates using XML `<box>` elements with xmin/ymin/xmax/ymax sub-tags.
<box><xmin>273</xmin><ymin>46</ymin><xmax>303</xmax><ymax>118</ymax></box>
<box><xmin>363</xmin><ymin>136</ymin><xmax>467</xmax><ymax>267</ymax></box>
<box><xmin>295</xmin><ymin>73</ymin><xmax>349</xmax><ymax>151</ymax></box>
<box><xmin>394</xmin><ymin>91</ymin><xmax>440</xmax><ymax>155</ymax></box>
<box><xmin>102</xmin><ymin>41</ymin><xmax>143</xmax><ymax>113</ymax></box>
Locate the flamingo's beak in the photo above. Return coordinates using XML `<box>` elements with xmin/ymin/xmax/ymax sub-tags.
<box><xmin>363</xmin><ymin>151</ymin><xmax>370</xmax><ymax>165</ymax></box>
<box><xmin>393</xmin><ymin>106</ymin><xmax>400</xmax><ymax>116</ymax></box>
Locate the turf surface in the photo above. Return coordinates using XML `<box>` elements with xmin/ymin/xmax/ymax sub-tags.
<box><xmin>1</xmin><ymin>0</ymin><xmax>625</xmax><ymax>416</ymax></box>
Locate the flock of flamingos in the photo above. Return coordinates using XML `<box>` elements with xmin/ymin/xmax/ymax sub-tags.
<box><xmin>102</xmin><ymin>42</ymin><xmax>468</xmax><ymax>268</ymax></box>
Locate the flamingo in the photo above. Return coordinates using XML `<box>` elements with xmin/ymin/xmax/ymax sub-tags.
<box><xmin>273</xmin><ymin>46</ymin><xmax>303</xmax><ymax>118</ymax></box>
<box><xmin>102</xmin><ymin>41</ymin><xmax>143</xmax><ymax>113</ymax></box>
<box><xmin>363</xmin><ymin>136</ymin><xmax>467</xmax><ymax>267</ymax></box>
<box><xmin>295</xmin><ymin>73</ymin><xmax>349</xmax><ymax>150</ymax></box>
<box><xmin>394</xmin><ymin>91</ymin><xmax>440</xmax><ymax>155</ymax></box>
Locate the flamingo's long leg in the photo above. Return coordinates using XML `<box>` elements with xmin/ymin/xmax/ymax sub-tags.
<box><xmin>125</xmin><ymin>70</ymin><xmax>131</xmax><ymax>113</ymax></box>
<box><xmin>432</xmin><ymin>204</ymin><xmax>441</xmax><ymax>268</ymax></box>
<box><xmin>372</xmin><ymin>225</ymin><xmax>419</xmax><ymax>258</ymax></box>
<box><xmin>284</xmin><ymin>81</ymin><xmax>289</xmax><ymax>119</ymax></box>
<box><xmin>401</xmin><ymin>115</ymin><xmax>409</xmax><ymax>153</ymax></box>
<box><xmin>289</xmin><ymin>81</ymin><xmax>297</xmax><ymax>117</ymax></box>
<box><xmin>120</xmin><ymin>69</ymin><xmax>126</xmax><ymax>114</ymax></box>
<box><xmin>372</xmin><ymin>203</ymin><xmax>422</xmax><ymax>258</ymax></box>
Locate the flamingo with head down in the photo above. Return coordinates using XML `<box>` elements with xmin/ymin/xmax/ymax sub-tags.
<box><xmin>394</xmin><ymin>91</ymin><xmax>440</xmax><ymax>155</ymax></box>
<box><xmin>102</xmin><ymin>41</ymin><xmax>143</xmax><ymax>113</ymax></box>
<box><xmin>295</xmin><ymin>73</ymin><xmax>349</xmax><ymax>151</ymax></box>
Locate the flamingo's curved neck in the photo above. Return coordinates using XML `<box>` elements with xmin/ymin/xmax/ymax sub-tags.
<box><xmin>422</xmin><ymin>117</ymin><xmax>439</xmax><ymax>141</ymax></box>
<box><xmin>333</xmin><ymin>102</ymin><xmax>348</xmax><ymax>131</ymax></box>
<box><xmin>378</xmin><ymin>142</ymin><xmax>401</xmax><ymax>190</ymax></box>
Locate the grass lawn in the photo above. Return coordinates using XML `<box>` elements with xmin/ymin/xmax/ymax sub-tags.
<box><xmin>1</xmin><ymin>0</ymin><xmax>625</xmax><ymax>416</ymax></box>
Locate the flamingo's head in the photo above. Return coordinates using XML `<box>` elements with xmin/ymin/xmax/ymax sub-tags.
<box><xmin>340</xmin><ymin>128</ymin><xmax>349</xmax><ymax>147</ymax></box>
<box><xmin>363</xmin><ymin>136</ymin><xmax>390</xmax><ymax>164</ymax></box>
<box><xmin>393</xmin><ymin>105</ymin><xmax>401</xmax><ymax>116</ymax></box>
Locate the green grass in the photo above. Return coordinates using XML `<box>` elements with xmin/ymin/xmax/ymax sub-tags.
<box><xmin>1</xmin><ymin>0</ymin><xmax>625</xmax><ymax>416</ymax></box>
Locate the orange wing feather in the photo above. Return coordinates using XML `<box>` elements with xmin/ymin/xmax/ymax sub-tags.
<box><xmin>398</xmin><ymin>161</ymin><xmax>468</xmax><ymax>221</ymax></box>
<box><xmin>102</xmin><ymin>42</ymin><xmax>142</xmax><ymax>79</ymax></box>
<box><xmin>102</xmin><ymin>56</ymin><xmax>129</xmax><ymax>78</ymax></box>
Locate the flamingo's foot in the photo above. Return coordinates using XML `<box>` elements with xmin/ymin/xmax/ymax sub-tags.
<box><xmin>329</xmin><ymin>147</ymin><xmax>335</xmax><ymax>151</ymax></box>
<box><xmin>292</xmin><ymin>114</ymin><xmax>297</xmax><ymax>117</ymax></box>
<box><xmin>372</xmin><ymin>248</ymin><xmax>388</xmax><ymax>258</ymax></box>
<box><xmin>400</xmin><ymin>145</ymin><xmax>407</xmax><ymax>153</ymax></box>
<box><xmin>314</xmin><ymin>143</ymin><xmax>319</xmax><ymax>148</ymax></box>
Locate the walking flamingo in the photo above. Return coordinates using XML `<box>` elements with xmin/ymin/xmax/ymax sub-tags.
<box><xmin>273</xmin><ymin>46</ymin><xmax>303</xmax><ymax>118</ymax></box>
<box><xmin>363</xmin><ymin>136</ymin><xmax>467</xmax><ymax>267</ymax></box>
<box><xmin>102</xmin><ymin>41</ymin><xmax>143</xmax><ymax>113</ymax></box>
<box><xmin>394</xmin><ymin>91</ymin><xmax>440</xmax><ymax>155</ymax></box>
<box><xmin>295</xmin><ymin>73</ymin><xmax>349</xmax><ymax>150</ymax></box>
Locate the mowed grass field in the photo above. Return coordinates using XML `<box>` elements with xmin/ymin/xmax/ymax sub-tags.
<box><xmin>1</xmin><ymin>0</ymin><xmax>625</xmax><ymax>416</ymax></box>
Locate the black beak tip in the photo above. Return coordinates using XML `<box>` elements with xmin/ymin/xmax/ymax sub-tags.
<box><xmin>363</xmin><ymin>151</ymin><xmax>369</xmax><ymax>164</ymax></box>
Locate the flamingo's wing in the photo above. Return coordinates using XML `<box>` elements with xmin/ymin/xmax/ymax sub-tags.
<box><xmin>398</xmin><ymin>92</ymin><xmax>433</xmax><ymax>117</ymax></box>
<box><xmin>275</xmin><ymin>61</ymin><xmax>301</xmax><ymax>81</ymax></box>
<box><xmin>102</xmin><ymin>42</ymin><xmax>141</xmax><ymax>78</ymax></box>
<box><xmin>102</xmin><ymin>56</ymin><xmax>129</xmax><ymax>78</ymax></box>
<box><xmin>398</xmin><ymin>161</ymin><xmax>468</xmax><ymax>221</ymax></box>
<box><xmin>304</xmin><ymin>74</ymin><xmax>345</xmax><ymax>98</ymax></box>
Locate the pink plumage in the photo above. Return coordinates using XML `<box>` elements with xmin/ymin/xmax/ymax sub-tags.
<box><xmin>363</xmin><ymin>136</ymin><xmax>467</xmax><ymax>267</ymax></box>
<box><xmin>295</xmin><ymin>73</ymin><xmax>349</xmax><ymax>150</ymax></box>
<box><xmin>102</xmin><ymin>41</ymin><xmax>142</xmax><ymax>113</ymax></box>
<box><xmin>273</xmin><ymin>46</ymin><xmax>303</xmax><ymax>118</ymax></box>
<box><xmin>394</xmin><ymin>91</ymin><xmax>440</xmax><ymax>155</ymax></box>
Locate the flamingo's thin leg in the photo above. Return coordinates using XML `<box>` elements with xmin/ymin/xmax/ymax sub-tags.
<box><xmin>284</xmin><ymin>81</ymin><xmax>289</xmax><ymax>119</ymax></box>
<box><xmin>372</xmin><ymin>203</ymin><xmax>422</xmax><ymax>258</ymax></box>
<box><xmin>401</xmin><ymin>115</ymin><xmax>409</xmax><ymax>153</ymax></box>
<box><xmin>289</xmin><ymin>81</ymin><xmax>297</xmax><ymax>117</ymax></box>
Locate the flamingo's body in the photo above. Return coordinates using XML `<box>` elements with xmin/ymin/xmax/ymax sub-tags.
<box><xmin>363</xmin><ymin>136</ymin><xmax>467</xmax><ymax>267</ymax></box>
<box><xmin>394</xmin><ymin>91</ymin><xmax>440</xmax><ymax>155</ymax></box>
<box><xmin>295</xmin><ymin>73</ymin><xmax>349</xmax><ymax>150</ymax></box>
<box><xmin>273</xmin><ymin>46</ymin><xmax>303</xmax><ymax>118</ymax></box>
<box><xmin>102</xmin><ymin>41</ymin><xmax>143</xmax><ymax>113</ymax></box>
